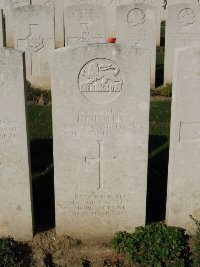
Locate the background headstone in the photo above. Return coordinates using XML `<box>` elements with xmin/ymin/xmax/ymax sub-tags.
<box><xmin>13</xmin><ymin>5</ymin><xmax>55</xmax><ymax>90</ymax></box>
<box><xmin>116</xmin><ymin>3</ymin><xmax>156</xmax><ymax>88</ymax></box>
<box><xmin>31</xmin><ymin>0</ymin><xmax>64</xmax><ymax>48</ymax></box>
<box><xmin>0</xmin><ymin>10</ymin><xmax>3</xmax><ymax>46</ymax></box>
<box><xmin>164</xmin><ymin>3</ymin><xmax>200</xmax><ymax>85</ymax></box>
<box><xmin>0</xmin><ymin>0</ymin><xmax>4</xmax><ymax>10</ymax></box>
<box><xmin>166</xmin><ymin>46</ymin><xmax>200</xmax><ymax>232</ymax></box>
<box><xmin>5</xmin><ymin>0</ymin><xmax>30</xmax><ymax>48</ymax></box>
<box><xmin>64</xmin><ymin>0</ymin><xmax>161</xmax><ymax>46</ymax></box>
<box><xmin>0</xmin><ymin>48</ymin><xmax>33</xmax><ymax>241</ymax></box>
<box><xmin>51</xmin><ymin>44</ymin><xmax>150</xmax><ymax>241</ymax></box>
<box><xmin>159</xmin><ymin>0</ymin><xmax>166</xmax><ymax>21</ymax></box>
<box><xmin>64</xmin><ymin>4</ymin><xmax>106</xmax><ymax>46</ymax></box>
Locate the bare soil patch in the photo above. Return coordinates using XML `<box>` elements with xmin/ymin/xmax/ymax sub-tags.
<box><xmin>29</xmin><ymin>230</ymin><xmax>134</xmax><ymax>267</ymax></box>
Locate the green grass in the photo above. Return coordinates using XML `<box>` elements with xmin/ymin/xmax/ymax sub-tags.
<box><xmin>150</xmin><ymin>99</ymin><xmax>171</xmax><ymax>140</ymax></box>
<box><xmin>27</xmin><ymin>104</ymin><xmax>52</xmax><ymax>140</ymax></box>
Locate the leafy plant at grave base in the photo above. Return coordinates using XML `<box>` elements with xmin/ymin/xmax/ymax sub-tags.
<box><xmin>26</xmin><ymin>80</ymin><xmax>52</xmax><ymax>105</ymax></box>
<box><xmin>0</xmin><ymin>237</ymin><xmax>18</xmax><ymax>266</ymax></box>
<box><xmin>190</xmin><ymin>215</ymin><xmax>200</xmax><ymax>267</ymax></box>
<box><xmin>0</xmin><ymin>237</ymin><xmax>32</xmax><ymax>267</ymax></box>
<box><xmin>151</xmin><ymin>84</ymin><xmax>172</xmax><ymax>98</ymax></box>
<box><xmin>110</xmin><ymin>223</ymin><xmax>191</xmax><ymax>267</ymax></box>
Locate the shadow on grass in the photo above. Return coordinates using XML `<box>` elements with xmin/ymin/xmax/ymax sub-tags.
<box><xmin>146</xmin><ymin>135</ymin><xmax>169</xmax><ymax>224</ymax></box>
<box><xmin>30</xmin><ymin>139</ymin><xmax>53</xmax><ymax>174</ymax></box>
<box><xmin>160</xmin><ymin>36</ymin><xmax>165</xmax><ymax>47</ymax></box>
<box><xmin>32</xmin><ymin>169</ymin><xmax>55</xmax><ymax>233</ymax></box>
<box><xmin>156</xmin><ymin>64</ymin><xmax>164</xmax><ymax>88</ymax></box>
<box><xmin>30</xmin><ymin>139</ymin><xmax>55</xmax><ymax>233</ymax></box>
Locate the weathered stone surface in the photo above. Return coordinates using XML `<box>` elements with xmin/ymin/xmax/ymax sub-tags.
<box><xmin>167</xmin><ymin>0</ymin><xmax>198</xmax><ymax>5</ymax></box>
<box><xmin>0</xmin><ymin>48</ymin><xmax>33</xmax><ymax>241</ymax></box>
<box><xmin>0</xmin><ymin>10</ymin><xmax>3</xmax><ymax>46</ymax></box>
<box><xmin>31</xmin><ymin>0</ymin><xmax>64</xmax><ymax>48</ymax></box>
<box><xmin>13</xmin><ymin>5</ymin><xmax>55</xmax><ymax>90</ymax></box>
<box><xmin>166</xmin><ymin>46</ymin><xmax>200</xmax><ymax>232</ymax></box>
<box><xmin>116</xmin><ymin>3</ymin><xmax>156</xmax><ymax>88</ymax></box>
<box><xmin>5</xmin><ymin>0</ymin><xmax>30</xmax><ymax>48</ymax></box>
<box><xmin>164</xmin><ymin>3</ymin><xmax>200</xmax><ymax>84</ymax></box>
<box><xmin>51</xmin><ymin>44</ymin><xmax>150</xmax><ymax>241</ymax></box>
<box><xmin>64</xmin><ymin>4</ymin><xmax>106</xmax><ymax>46</ymax></box>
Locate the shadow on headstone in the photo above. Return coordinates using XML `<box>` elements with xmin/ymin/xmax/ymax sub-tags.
<box><xmin>146</xmin><ymin>135</ymin><xmax>169</xmax><ymax>224</ymax></box>
<box><xmin>30</xmin><ymin>139</ymin><xmax>55</xmax><ymax>233</ymax></box>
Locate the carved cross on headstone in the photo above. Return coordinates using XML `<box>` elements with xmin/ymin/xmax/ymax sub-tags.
<box><xmin>85</xmin><ymin>140</ymin><xmax>117</xmax><ymax>190</ymax></box>
<box><xmin>17</xmin><ymin>24</ymin><xmax>44</xmax><ymax>76</ymax></box>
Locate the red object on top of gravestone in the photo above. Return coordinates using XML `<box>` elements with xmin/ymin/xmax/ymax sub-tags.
<box><xmin>107</xmin><ymin>37</ymin><xmax>116</xmax><ymax>43</ymax></box>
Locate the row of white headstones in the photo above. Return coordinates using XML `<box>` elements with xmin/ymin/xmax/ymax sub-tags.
<box><xmin>0</xmin><ymin>1</ymin><xmax>200</xmax><ymax>90</ymax></box>
<box><xmin>0</xmin><ymin>44</ymin><xmax>200</xmax><ymax>242</ymax></box>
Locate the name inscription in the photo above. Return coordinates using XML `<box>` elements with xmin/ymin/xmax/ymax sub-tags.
<box><xmin>63</xmin><ymin>108</ymin><xmax>141</xmax><ymax>137</ymax></box>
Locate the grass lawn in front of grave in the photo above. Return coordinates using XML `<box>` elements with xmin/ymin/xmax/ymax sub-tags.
<box><xmin>27</xmin><ymin>99</ymin><xmax>172</xmax><ymax>232</ymax></box>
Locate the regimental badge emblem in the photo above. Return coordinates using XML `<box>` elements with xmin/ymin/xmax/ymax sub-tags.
<box><xmin>127</xmin><ymin>8</ymin><xmax>146</xmax><ymax>28</ymax></box>
<box><xmin>178</xmin><ymin>8</ymin><xmax>196</xmax><ymax>27</ymax></box>
<box><xmin>78</xmin><ymin>59</ymin><xmax>123</xmax><ymax>104</ymax></box>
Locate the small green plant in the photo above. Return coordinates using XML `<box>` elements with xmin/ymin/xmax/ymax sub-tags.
<box><xmin>26</xmin><ymin>80</ymin><xmax>51</xmax><ymax>105</ymax></box>
<box><xmin>0</xmin><ymin>237</ymin><xmax>32</xmax><ymax>266</ymax></box>
<box><xmin>110</xmin><ymin>223</ymin><xmax>190</xmax><ymax>267</ymax></box>
<box><xmin>151</xmin><ymin>84</ymin><xmax>172</xmax><ymax>98</ymax></box>
<box><xmin>0</xmin><ymin>237</ymin><xmax>19</xmax><ymax>266</ymax></box>
<box><xmin>190</xmin><ymin>215</ymin><xmax>200</xmax><ymax>267</ymax></box>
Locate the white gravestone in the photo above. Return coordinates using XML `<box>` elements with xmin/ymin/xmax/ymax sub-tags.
<box><xmin>51</xmin><ymin>44</ymin><xmax>150</xmax><ymax>241</ymax></box>
<box><xmin>5</xmin><ymin>0</ymin><xmax>30</xmax><ymax>48</ymax></box>
<box><xmin>13</xmin><ymin>5</ymin><xmax>55</xmax><ymax>90</ymax></box>
<box><xmin>164</xmin><ymin>3</ymin><xmax>200</xmax><ymax>85</ymax></box>
<box><xmin>116</xmin><ymin>3</ymin><xmax>156</xmax><ymax>88</ymax></box>
<box><xmin>64</xmin><ymin>4</ymin><xmax>106</xmax><ymax>46</ymax></box>
<box><xmin>166</xmin><ymin>46</ymin><xmax>200</xmax><ymax>232</ymax></box>
<box><xmin>0</xmin><ymin>10</ymin><xmax>3</xmax><ymax>46</ymax></box>
<box><xmin>31</xmin><ymin>0</ymin><xmax>64</xmax><ymax>48</ymax></box>
<box><xmin>64</xmin><ymin>0</ymin><xmax>161</xmax><ymax>46</ymax></box>
<box><xmin>0</xmin><ymin>48</ymin><xmax>33</xmax><ymax>241</ymax></box>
